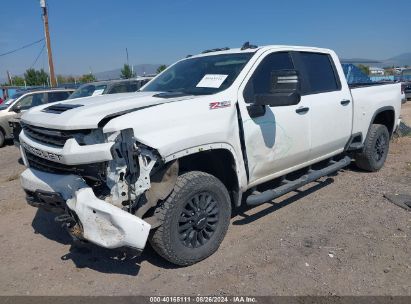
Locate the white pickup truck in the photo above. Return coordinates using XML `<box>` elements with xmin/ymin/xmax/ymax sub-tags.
<box><xmin>18</xmin><ymin>44</ymin><xmax>401</xmax><ymax>266</ymax></box>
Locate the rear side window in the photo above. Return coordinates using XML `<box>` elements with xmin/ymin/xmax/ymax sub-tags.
<box><xmin>244</xmin><ymin>52</ymin><xmax>294</xmax><ymax>103</ymax></box>
<box><xmin>47</xmin><ymin>92</ymin><xmax>70</xmax><ymax>103</ymax></box>
<box><xmin>127</xmin><ymin>81</ymin><xmax>139</xmax><ymax>92</ymax></box>
<box><xmin>298</xmin><ymin>52</ymin><xmax>340</xmax><ymax>94</ymax></box>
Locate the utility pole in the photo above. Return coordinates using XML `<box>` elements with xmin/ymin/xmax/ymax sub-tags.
<box><xmin>40</xmin><ymin>0</ymin><xmax>56</xmax><ymax>87</ymax></box>
<box><xmin>126</xmin><ymin>48</ymin><xmax>129</xmax><ymax>65</ymax></box>
<box><xmin>6</xmin><ymin>71</ymin><xmax>12</xmax><ymax>85</ymax></box>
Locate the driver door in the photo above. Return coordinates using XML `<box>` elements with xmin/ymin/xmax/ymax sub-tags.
<box><xmin>237</xmin><ymin>51</ymin><xmax>311</xmax><ymax>186</ymax></box>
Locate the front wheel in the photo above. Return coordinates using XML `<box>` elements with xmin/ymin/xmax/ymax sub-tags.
<box><xmin>0</xmin><ymin>130</ymin><xmax>5</xmax><ymax>148</ymax></box>
<box><xmin>355</xmin><ymin>124</ymin><xmax>390</xmax><ymax>172</ymax></box>
<box><xmin>149</xmin><ymin>171</ymin><xmax>231</xmax><ymax>266</ymax></box>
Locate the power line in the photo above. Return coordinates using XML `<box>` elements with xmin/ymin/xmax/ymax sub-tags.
<box><xmin>0</xmin><ymin>38</ymin><xmax>44</xmax><ymax>57</ymax></box>
<box><xmin>30</xmin><ymin>43</ymin><xmax>46</xmax><ymax>69</ymax></box>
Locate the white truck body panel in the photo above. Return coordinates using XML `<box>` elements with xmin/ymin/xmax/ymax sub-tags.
<box><xmin>351</xmin><ymin>83</ymin><xmax>402</xmax><ymax>139</ymax></box>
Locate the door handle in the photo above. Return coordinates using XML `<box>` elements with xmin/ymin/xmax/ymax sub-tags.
<box><xmin>340</xmin><ymin>99</ymin><xmax>351</xmax><ymax>106</ymax></box>
<box><xmin>295</xmin><ymin>106</ymin><xmax>309</xmax><ymax>114</ymax></box>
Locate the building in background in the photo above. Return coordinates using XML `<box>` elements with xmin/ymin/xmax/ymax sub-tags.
<box><xmin>369</xmin><ymin>67</ymin><xmax>385</xmax><ymax>75</ymax></box>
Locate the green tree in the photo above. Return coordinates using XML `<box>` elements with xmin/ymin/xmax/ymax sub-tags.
<box><xmin>357</xmin><ymin>64</ymin><xmax>370</xmax><ymax>76</ymax></box>
<box><xmin>120</xmin><ymin>64</ymin><xmax>135</xmax><ymax>79</ymax></box>
<box><xmin>79</xmin><ymin>73</ymin><xmax>96</xmax><ymax>83</ymax></box>
<box><xmin>384</xmin><ymin>68</ymin><xmax>394</xmax><ymax>76</ymax></box>
<box><xmin>11</xmin><ymin>76</ymin><xmax>25</xmax><ymax>86</ymax></box>
<box><xmin>24</xmin><ymin>68</ymin><xmax>49</xmax><ymax>86</ymax></box>
<box><xmin>36</xmin><ymin>69</ymin><xmax>48</xmax><ymax>85</ymax></box>
<box><xmin>156</xmin><ymin>65</ymin><xmax>167</xmax><ymax>74</ymax></box>
<box><xmin>57</xmin><ymin>75</ymin><xmax>67</xmax><ymax>84</ymax></box>
<box><xmin>66</xmin><ymin>76</ymin><xmax>76</xmax><ymax>83</ymax></box>
<box><xmin>24</xmin><ymin>68</ymin><xmax>38</xmax><ymax>86</ymax></box>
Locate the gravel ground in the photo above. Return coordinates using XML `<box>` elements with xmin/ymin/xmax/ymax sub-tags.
<box><xmin>0</xmin><ymin>104</ymin><xmax>410</xmax><ymax>296</ymax></box>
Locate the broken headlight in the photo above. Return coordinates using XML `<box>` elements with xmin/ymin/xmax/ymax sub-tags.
<box><xmin>72</xmin><ymin>129</ymin><xmax>106</xmax><ymax>145</ymax></box>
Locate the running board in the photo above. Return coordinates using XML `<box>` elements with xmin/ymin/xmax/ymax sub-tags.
<box><xmin>246</xmin><ymin>156</ymin><xmax>352</xmax><ymax>206</ymax></box>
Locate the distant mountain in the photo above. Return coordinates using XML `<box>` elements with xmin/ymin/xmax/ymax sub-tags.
<box><xmin>94</xmin><ymin>64</ymin><xmax>162</xmax><ymax>80</ymax></box>
<box><xmin>342</xmin><ymin>53</ymin><xmax>411</xmax><ymax>68</ymax></box>
<box><xmin>340</xmin><ymin>58</ymin><xmax>382</xmax><ymax>64</ymax></box>
<box><xmin>381</xmin><ymin>53</ymin><xmax>411</xmax><ymax>68</ymax></box>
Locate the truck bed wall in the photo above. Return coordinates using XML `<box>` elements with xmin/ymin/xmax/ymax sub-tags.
<box><xmin>351</xmin><ymin>83</ymin><xmax>401</xmax><ymax>141</ymax></box>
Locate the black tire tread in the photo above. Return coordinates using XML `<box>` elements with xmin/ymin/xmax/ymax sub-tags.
<box><xmin>0</xmin><ymin>129</ymin><xmax>5</xmax><ymax>148</ymax></box>
<box><xmin>355</xmin><ymin>124</ymin><xmax>389</xmax><ymax>172</ymax></box>
<box><xmin>149</xmin><ymin>171</ymin><xmax>230</xmax><ymax>266</ymax></box>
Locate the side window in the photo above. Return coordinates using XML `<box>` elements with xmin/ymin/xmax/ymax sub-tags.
<box><xmin>47</xmin><ymin>92</ymin><xmax>70</xmax><ymax>103</ymax></box>
<box><xmin>298</xmin><ymin>52</ymin><xmax>340</xmax><ymax>94</ymax></box>
<box><xmin>244</xmin><ymin>52</ymin><xmax>294</xmax><ymax>103</ymax></box>
<box><xmin>127</xmin><ymin>82</ymin><xmax>139</xmax><ymax>92</ymax></box>
<box><xmin>108</xmin><ymin>84</ymin><xmax>129</xmax><ymax>94</ymax></box>
<box><xmin>16</xmin><ymin>93</ymin><xmax>45</xmax><ymax>110</ymax></box>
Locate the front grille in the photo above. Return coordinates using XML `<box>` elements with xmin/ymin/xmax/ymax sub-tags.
<box><xmin>22</xmin><ymin>124</ymin><xmax>72</xmax><ymax>147</ymax></box>
<box><xmin>26</xmin><ymin>151</ymin><xmax>107</xmax><ymax>185</ymax></box>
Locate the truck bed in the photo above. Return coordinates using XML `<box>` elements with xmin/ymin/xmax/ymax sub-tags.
<box><xmin>351</xmin><ymin>82</ymin><xmax>401</xmax><ymax>140</ymax></box>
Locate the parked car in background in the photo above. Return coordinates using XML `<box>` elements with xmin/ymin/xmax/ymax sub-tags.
<box><xmin>0</xmin><ymin>88</ymin><xmax>74</xmax><ymax>147</ymax></box>
<box><xmin>68</xmin><ymin>77</ymin><xmax>153</xmax><ymax>100</ymax></box>
<box><xmin>401</xmin><ymin>69</ymin><xmax>411</xmax><ymax>102</ymax></box>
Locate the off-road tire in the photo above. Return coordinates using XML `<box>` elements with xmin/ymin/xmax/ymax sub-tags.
<box><xmin>355</xmin><ymin>124</ymin><xmax>390</xmax><ymax>172</ymax></box>
<box><xmin>149</xmin><ymin>171</ymin><xmax>231</xmax><ymax>266</ymax></box>
<box><xmin>0</xmin><ymin>130</ymin><xmax>5</xmax><ymax>148</ymax></box>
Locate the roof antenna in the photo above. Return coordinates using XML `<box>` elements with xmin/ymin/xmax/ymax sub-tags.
<box><xmin>241</xmin><ymin>41</ymin><xmax>258</xmax><ymax>50</ymax></box>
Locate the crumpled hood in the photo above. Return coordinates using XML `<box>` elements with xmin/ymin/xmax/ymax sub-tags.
<box><xmin>21</xmin><ymin>92</ymin><xmax>197</xmax><ymax>130</ymax></box>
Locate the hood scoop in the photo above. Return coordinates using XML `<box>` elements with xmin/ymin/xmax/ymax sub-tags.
<box><xmin>42</xmin><ymin>103</ymin><xmax>83</xmax><ymax>114</ymax></box>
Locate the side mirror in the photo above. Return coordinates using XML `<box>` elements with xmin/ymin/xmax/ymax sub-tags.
<box><xmin>13</xmin><ymin>104</ymin><xmax>22</xmax><ymax>113</ymax></box>
<box><xmin>254</xmin><ymin>69</ymin><xmax>301</xmax><ymax>107</ymax></box>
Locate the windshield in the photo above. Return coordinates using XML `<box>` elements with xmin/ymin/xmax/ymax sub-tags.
<box><xmin>69</xmin><ymin>84</ymin><xmax>107</xmax><ymax>99</ymax></box>
<box><xmin>142</xmin><ymin>53</ymin><xmax>254</xmax><ymax>95</ymax></box>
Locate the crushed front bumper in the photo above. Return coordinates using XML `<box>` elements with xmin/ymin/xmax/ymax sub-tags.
<box><xmin>20</xmin><ymin>168</ymin><xmax>151</xmax><ymax>250</ymax></box>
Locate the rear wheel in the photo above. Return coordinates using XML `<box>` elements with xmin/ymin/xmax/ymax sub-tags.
<box><xmin>149</xmin><ymin>171</ymin><xmax>231</xmax><ymax>266</ymax></box>
<box><xmin>355</xmin><ymin>124</ymin><xmax>390</xmax><ymax>172</ymax></box>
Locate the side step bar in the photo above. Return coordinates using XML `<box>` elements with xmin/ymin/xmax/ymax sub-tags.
<box><xmin>246</xmin><ymin>156</ymin><xmax>352</xmax><ymax>206</ymax></box>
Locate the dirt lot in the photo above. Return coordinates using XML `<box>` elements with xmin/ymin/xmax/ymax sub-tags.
<box><xmin>0</xmin><ymin>104</ymin><xmax>410</xmax><ymax>296</ymax></box>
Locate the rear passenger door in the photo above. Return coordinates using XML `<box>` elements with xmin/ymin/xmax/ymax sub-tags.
<box><xmin>293</xmin><ymin>51</ymin><xmax>352</xmax><ymax>161</ymax></box>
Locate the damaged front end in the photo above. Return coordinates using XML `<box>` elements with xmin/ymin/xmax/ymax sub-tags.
<box><xmin>20</xmin><ymin>127</ymin><xmax>177</xmax><ymax>251</ymax></box>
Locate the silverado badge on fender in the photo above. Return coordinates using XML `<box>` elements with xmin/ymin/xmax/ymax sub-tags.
<box><xmin>209</xmin><ymin>101</ymin><xmax>231</xmax><ymax>110</ymax></box>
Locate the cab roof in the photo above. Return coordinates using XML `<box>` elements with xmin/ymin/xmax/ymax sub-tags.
<box><xmin>190</xmin><ymin>45</ymin><xmax>334</xmax><ymax>59</ymax></box>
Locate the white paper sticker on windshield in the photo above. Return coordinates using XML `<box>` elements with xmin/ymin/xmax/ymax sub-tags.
<box><xmin>196</xmin><ymin>74</ymin><xmax>228</xmax><ymax>88</ymax></box>
<box><xmin>92</xmin><ymin>89</ymin><xmax>105</xmax><ymax>96</ymax></box>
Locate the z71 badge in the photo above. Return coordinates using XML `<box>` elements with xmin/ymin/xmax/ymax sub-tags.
<box><xmin>21</xmin><ymin>141</ymin><xmax>62</xmax><ymax>162</ymax></box>
<box><xmin>209</xmin><ymin>101</ymin><xmax>231</xmax><ymax>110</ymax></box>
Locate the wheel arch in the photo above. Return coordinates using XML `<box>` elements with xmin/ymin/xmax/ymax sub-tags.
<box><xmin>166</xmin><ymin>146</ymin><xmax>242</xmax><ymax>207</ymax></box>
<box><xmin>368</xmin><ymin>106</ymin><xmax>395</xmax><ymax>138</ymax></box>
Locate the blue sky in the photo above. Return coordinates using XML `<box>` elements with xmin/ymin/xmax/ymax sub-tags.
<box><xmin>1</xmin><ymin>0</ymin><xmax>410</xmax><ymax>77</ymax></box>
